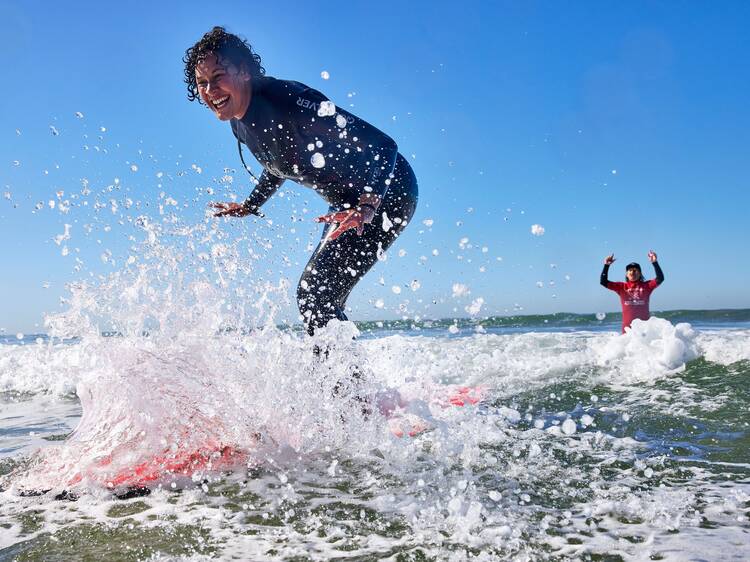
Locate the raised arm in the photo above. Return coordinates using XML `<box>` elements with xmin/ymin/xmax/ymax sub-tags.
<box><xmin>600</xmin><ymin>254</ymin><xmax>615</xmax><ymax>287</ymax></box>
<box><xmin>649</xmin><ymin>250</ymin><xmax>664</xmax><ymax>285</ymax></box>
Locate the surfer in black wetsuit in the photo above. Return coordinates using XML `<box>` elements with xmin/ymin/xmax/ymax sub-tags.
<box><xmin>184</xmin><ymin>27</ymin><xmax>418</xmax><ymax>336</ymax></box>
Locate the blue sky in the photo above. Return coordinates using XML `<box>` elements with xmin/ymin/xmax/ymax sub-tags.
<box><xmin>1</xmin><ymin>1</ymin><xmax>749</xmax><ymax>333</ymax></box>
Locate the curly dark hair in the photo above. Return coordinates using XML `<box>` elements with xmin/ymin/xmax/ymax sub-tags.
<box><xmin>183</xmin><ymin>26</ymin><xmax>265</xmax><ymax>104</ymax></box>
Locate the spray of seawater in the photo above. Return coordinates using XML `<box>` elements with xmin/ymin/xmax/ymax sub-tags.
<box><xmin>1</xmin><ymin>173</ymin><xmax>749</xmax><ymax>558</ymax></box>
<box><xmin>4</xmin><ymin>217</ymin><xmax>416</xmax><ymax>494</ymax></box>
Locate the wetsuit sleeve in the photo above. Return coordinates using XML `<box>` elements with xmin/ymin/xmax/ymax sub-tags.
<box><xmin>653</xmin><ymin>261</ymin><xmax>664</xmax><ymax>285</ymax></box>
<box><xmin>241</xmin><ymin>171</ymin><xmax>285</xmax><ymax>215</ymax></box>
<box><xmin>283</xmin><ymin>84</ymin><xmax>398</xmax><ymax>207</ymax></box>
<box><xmin>601</xmin><ymin>264</ymin><xmax>624</xmax><ymax>293</ymax></box>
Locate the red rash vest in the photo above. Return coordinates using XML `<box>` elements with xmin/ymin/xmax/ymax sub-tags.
<box><xmin>600</xmin><ymin>262</ymin><xmax>664</xmax><ymax>332</ymax></box>
<box><xmin>606</xmin><ymin>280</ymin><xmax>659</xmax><ymax>332</ymax></box>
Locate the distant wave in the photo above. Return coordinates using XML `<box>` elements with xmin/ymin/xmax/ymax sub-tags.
<box><xmin>2</xmin><ymin>308</ymin><xmax>749</xmax><ymax>341</ymax></box>
<box><xmin>356</xmin><ymin>308</ymin><xmax>750</xmax><ymax>333</ymax></box>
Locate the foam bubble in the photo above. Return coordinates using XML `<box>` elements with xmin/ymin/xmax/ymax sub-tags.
<box><xmin>317</xmin><ymin>101</ymin><xmax>336</xmax><ymax>117</ymax></box>
<box><xmin>452</xmin><ymin>283</ymin><xmax>470</xmax><ymax>298</ymax></box>
<box><xmin>561</xmin><ymin>419</ymin><xmax>577</xmax><ymax>435</ymax></box>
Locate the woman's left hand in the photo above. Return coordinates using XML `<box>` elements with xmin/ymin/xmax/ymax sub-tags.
<box><xmin>315</xmin><ymin>206</ymin><xmax>376</xmax><ymax>241</ymax></box>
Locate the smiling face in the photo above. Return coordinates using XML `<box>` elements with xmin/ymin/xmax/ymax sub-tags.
<box><xmin>626</xmin><ymin>267</ymin><xmax>642</xmax><ymax>282</ymax></box>
<box><xmin>194</xmin><ymin>53</ymin><xmax>252</xmax><ymax>121</ymax></box>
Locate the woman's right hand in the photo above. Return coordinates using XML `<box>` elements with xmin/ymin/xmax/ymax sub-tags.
<box><xmin>315</xmin><ymin>206</ymin><xmax>376</xmax><ymax>240</ymax></box>
<box><xmin>604</xmin><ymin>254</ymin><xmax>616</xmax><ymax>265</ymax></box>
<box><xmin>210</xmin><ymin>202</ymin><xmax>253</xmax><ymax>218</ymax></box>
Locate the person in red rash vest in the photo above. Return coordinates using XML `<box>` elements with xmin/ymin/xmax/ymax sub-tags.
<box><xmin>600</xmin><ymin>250</ymin><xmax>665</xmax><ymax>333</ymax></box>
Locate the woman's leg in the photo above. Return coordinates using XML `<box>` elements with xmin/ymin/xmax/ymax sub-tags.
<box><xmin>297</xmin><ymin>165</ymin><xmax>418</xmax><ymax>335</ymax></box>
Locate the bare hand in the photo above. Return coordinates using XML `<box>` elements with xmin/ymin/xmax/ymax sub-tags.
<box><xmin>210</xmin><ymin>202</ymin><xmax>253</xmax><ymax>218</ymax></box>
<box><xmin>648</xmin><ymin>250</ymin><xmax>658</xmax><ymax>263</ymax></box>
<box><xmin>315</xmin><ymin>206</ymin><xmax>376</xmax><ymax>241</ymax></box>
<box><xmin>604</xmin><ymin>254</ymin><xmax>616</xmax><ymax>265</ymax></box>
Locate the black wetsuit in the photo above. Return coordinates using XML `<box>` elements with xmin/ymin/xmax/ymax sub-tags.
<box><xmin>230</xmin><ymin>77</ymin><xmax>418</xmax><ymax>334</ymax></box>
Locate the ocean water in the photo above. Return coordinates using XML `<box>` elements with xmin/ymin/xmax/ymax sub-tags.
<box><xmin>1</xmin><ymin>310</ymin><xmax>749</xmax><ymax>561</ymax></box>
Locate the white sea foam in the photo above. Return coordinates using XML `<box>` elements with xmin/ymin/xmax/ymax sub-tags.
<box><xmin>696</xmin><ymin>328</ymin><xmax>750</xmax><ymax>364</ymax></box>
<box><xmin>594</xmin><ymin>317</ymin><xmax>701</xmax><ymax>381</ymax></box>
<box><xmin>2</xmin><ymin>317</ymin><xmax>741</xmax><ymax>406</ymax></box>
<box><xmin>0</xmin><ymin>342</ymin><xmax>81</xmax><ymax>396</ymax></box>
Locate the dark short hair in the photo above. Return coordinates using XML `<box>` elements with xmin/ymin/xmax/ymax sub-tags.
<box><xmin>183</xmin><ymin>26</ymin><xmax>265</xmax><ymax>104</ymax></box>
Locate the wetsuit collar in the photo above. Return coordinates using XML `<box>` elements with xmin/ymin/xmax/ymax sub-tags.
<box><xmin>238</xmin><ymin>76</ymin><xmax>267</xmax><ymax>123</ymax></box>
